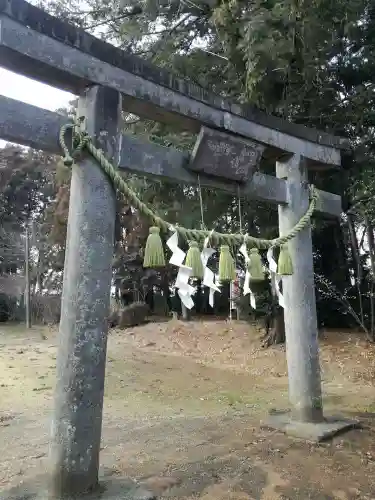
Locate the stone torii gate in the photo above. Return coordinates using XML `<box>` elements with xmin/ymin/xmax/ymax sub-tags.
<box><xmin>0</xmin><ymin>0</ymin><xmax>357</xmax><ymax>498</ymax></box>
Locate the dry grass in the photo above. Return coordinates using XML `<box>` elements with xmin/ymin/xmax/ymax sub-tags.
<box><xmin>1</xmin><ymin>319</ymin><xmax>375</xmax><ymax>499</ymax></box>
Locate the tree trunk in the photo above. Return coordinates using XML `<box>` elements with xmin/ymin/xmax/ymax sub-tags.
<box><xmin>273</xmin><ymin>308</ymin><xmax>285</xmax><ymax>343</ymax></box>
<box><xmin>364</xmin><ymin>216</ymin><xmax>375</xmax><ymax>341</ymax></box>
<box><xmin>161</xmin><ymin>270</ymin><xmax>172</xmax><ymax>312</ymax></box>
<box><xmin>24</xmin><ymin>222</ymin><xmax>31</xmax><ymax>329</ymax></box>
<box><xmin>145</xmin><ymin>285</ymin><xmax>154</xmax><ymax>312</ymax></box>
<box><xmin>347</xmin><ymin>214</ymin><xmax>362</xmax><ymax>283</ymax></box>
<box><xmin>261</xmin><ymin>306</ymin><xmax>285</xmax><ymax>347</ymax></box>
<box><xmin>181</xmin><ymin>304</ymin><xmax>191</xmax><ymax>321</ymax></box>
<box><xmin>195</xmin><ymin>280</ymin><xmax>202</xmax><ymax>314</ymax></box>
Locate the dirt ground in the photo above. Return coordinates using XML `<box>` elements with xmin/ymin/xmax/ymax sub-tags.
<box><xmin>1</xmin><ymin>319</ymin><xmax>375</xmax><ymax>499</ymax></box>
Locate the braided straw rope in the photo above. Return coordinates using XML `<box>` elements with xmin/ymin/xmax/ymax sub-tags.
<box><xmin>59</xmin><ymin>121</ymin><xmax>317</xmax><ymax>249</ymax></box>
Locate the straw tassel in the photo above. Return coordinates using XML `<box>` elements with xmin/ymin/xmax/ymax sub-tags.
<box><xmin>248</xmin><ymin>248</ymin><xmax>265</xmax><ymax>281</ymax></box>
<box><xmin>143</xmin><ymin>226</ymin><xmax>166</xmax><ymax>268</ymax></box>
<box><xmin>277</xmin><ymin>243</ymin><xmax>293</xmax><ymax>275</ymax></box>
<box><xmin>219</xmin><ymin>245</ymin><xmax>236</xmax><ymax>282</ymax></box>
<box><xmin>185</xmin><ymin>240</ymin><xmax>204</xmax><ymax>279</ymax></box>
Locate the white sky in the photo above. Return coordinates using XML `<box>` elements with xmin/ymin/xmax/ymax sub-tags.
<box><xmin>0</xmin><ymin>68</ymin><xmax>73</xmax><ymax>111</ymax></box>
<box><xmin>0</xmin><ymin>0</ymin><xmax>108</xmax><ymax>148</ymax></box>
<box><xmin>0</xmin><ymin>67</ymin><xmax>74</xmax><ymax>147</ymax></box>
<box><xmin>0</xmin><ymin>0</ymin><xmax>75</xmax><ymax>126</ymax></box>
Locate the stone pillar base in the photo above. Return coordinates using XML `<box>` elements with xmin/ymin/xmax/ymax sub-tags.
<box><xmin>261</xmin><ymin>410</ymin><xmax>359</xmax><ymax>442</ymax></box>
<box><xmin>2</xmin><ymin>476</ymin><xmax>157</xmax><ymax>500</ymax></box>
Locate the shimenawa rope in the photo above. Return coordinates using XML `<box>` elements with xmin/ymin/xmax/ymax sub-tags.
<box><xmin>58</xmin><ymin>121</ymin><xmax>317</xmax><ymax>252</ymax></box>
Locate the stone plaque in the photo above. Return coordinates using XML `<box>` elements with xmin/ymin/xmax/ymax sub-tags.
<box><xmin>188</xmin><ymin>126</ymin><xmax>264</xmax><ymax>183</ymax></box>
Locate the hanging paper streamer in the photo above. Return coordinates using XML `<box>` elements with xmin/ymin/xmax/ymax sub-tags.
<box><xmin>167</xmin><ymin>231</ymin><xmax>185</xmax><ymax>267</ymax></box>
<box><xmin>175</xmin><ymin>266</ymin><xmax>196</xmax><ymax>309</ymax></box>
<box><xmin>266</xmin><ymin>247</ymin><xmax>285</xmax><ymax>309</ymax></box>
<box><xmin>167</xmin><ymin>231</ymin><xmax>196</xmax><ymax>309</ymax></box>
<box><xmin>239</xmin><ymin>243</ymin><xmax>256</xmax><ymax>309</ymax></box>
<box><xmin>201</xmin><ymin>235</ymin><xmax>220</xmax><ymax>308</ymax></box>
